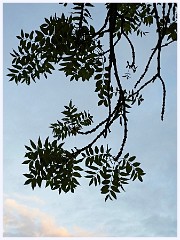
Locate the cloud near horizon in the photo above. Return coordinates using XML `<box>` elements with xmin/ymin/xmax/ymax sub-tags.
<box><xmin>3</xmin><ymin>196</ymin><xmax>95</xmax><ymax>237</ymax></box>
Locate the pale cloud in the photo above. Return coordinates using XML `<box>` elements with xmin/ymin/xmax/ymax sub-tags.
<box><xmin>3</xmin><ymin>197</ymin><xmax>94</xmax><ymax>237</ymax></box>
<box><xmin>11</xmin><ymin>192</ymin><xmax>45</xmax><ymax>205</ymax></box>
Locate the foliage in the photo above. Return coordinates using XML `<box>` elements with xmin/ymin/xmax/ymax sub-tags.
<box><xmin>7</xmin><ymin>3</ymin><xmax>177</xmax><ymax>201</ymax></box>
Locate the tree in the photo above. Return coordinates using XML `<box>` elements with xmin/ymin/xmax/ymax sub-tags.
<box><xmin>7</xmin><ymin>3</ymin><xmax>177</xmax><ymax>201</ymax></box>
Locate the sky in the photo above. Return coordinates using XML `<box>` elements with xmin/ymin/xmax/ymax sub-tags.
<box><xmin>2</xmin><ymin>1</ymin><xmax>178</xmax><ymax>238</ymax></box>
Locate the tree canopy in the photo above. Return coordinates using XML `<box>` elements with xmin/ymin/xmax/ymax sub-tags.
<box><xmin>7</xmin><ymin>3</ymin><xmax>177</xmax><ymax>201</ymax></box>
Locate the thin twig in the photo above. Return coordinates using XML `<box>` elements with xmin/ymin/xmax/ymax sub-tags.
<box><xmin>123</xmin><ymin>32</ymin><xmax>135</xmax><ymax>68</ymax></box>
<box><xmin>159</xmin><ymin>75</ymin><xmax>166</xmax><ymax>121</ymax></box>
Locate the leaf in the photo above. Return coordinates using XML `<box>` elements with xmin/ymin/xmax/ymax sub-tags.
<box><xmin>73</xmin><ymin>166</ymin><xmax>83</xmax><ymax>171</ymax></box>
<box><xmin>85</xmin><ymin>170</ymin><xmax>96</xmax><ymax>175</ymax></box>
<box><xmin>89</xmin><ymin>147</ymin><xmax>93</xmax><ymax>155</ymax></box>
<box><xmin>46</xmin><ymin>62</ymin><xmax>55</xmax><ymax>70</ymax></box>
<box><xmin>111</xmin><ymin>186</ymin><xmax>120</xmax><ymax>193</ymax></box>
<box><xmin>100</xmin><ymin>170</ymin><xmax>106</xmax><ymax>179</ymax></box>
<box><xmin>138</xmin><ymin>175</ymin><xmax>143</xmax><ymax>182</ymax></box>
<box><xmin>102</xmin><ymin>179</ymin><xmax>110</xmax><ymax>185</ymax></box>
<box><xmin>89</xmin><ymin>178</ymin><xmax>93</xmax><ymax>186</ymax></box>
<box><xmin>100</xmin><ymin>145</ymin><xmax>104</xmax><ymax>153</ymax></box>
<box><xmin>84</xmin><ymin>175</ymin><xmax>93</xmax><ymax>178</ymax></box>
<box><xmin>21</xmin><ymin>29</ymin><xmax>24</xmax><ymax>38</ymax></box>
<box><xmin>71</xmin><ymin>107</ymin><xmax>77</xmax><ymax>114</ymax></box>
<box><xmin>130</xmin><ymin>169</ymin><xmax>135</xmax><ymax>179</ymax></box>
<box><xmin>92</xmin><ymin>176</ymin><xmax>96</xmax><ymax>186</ymax></box>
<box><xmin>85</xmin><ymin>148</ymin><xmax>90</xmax><ymax>156</ymax></box>
<box><xmin>128</xmin><ymin>156</ymin><xmax>136</xmax><ymax>162</ymax></box>
<box><xmin>98</xmin><ymin>100</ymin><xmax>104</xmax><ymax>106</ymax></box>
<box><xmin>13</xmin><ymin>49</ymin><xmax>19</xmax><ymax>56</ymax></box>
<box><xmin>35</xmin><ymin>30</ymin><xmax>44</xmax><ymax>39</ymax></box>
<box><xmin>44</xmin><ymin>18</ymin><xmax>50</xmax><ymax>24</ymax></box>
<box><xmin>23</xmin><ymin>173</ymin><xmax>34</xmax><ymax>178</ymax></box>
<box><xmin>30</xmin><ymin>140</ymin><xmax>36</xmax><ymax>150</ymax></box>
<box><xmin>124</xmin><ymin>153</ymin><xmax>129</xmax><ymax>158</ymax></box>
<box><xmin>105</xmin><ymin>194</ymin><xmax>110</xmax><ymax>202</ymax></box>
<box><xmin>10</xmin><ymin>52</ymin><xmax>16</xmax><ymax>57</ymax></box>
<box><xmin>29</xmin><ymin>31</ymin><xmax>34</xmax><ymax>40</ymax></box>
<box><xmin>103</xmin><ymin>100</ymin><xmax>108</xmax><ymax>107</ymax></box>
<box><xmin>90</xmin><ymin>25</ymin><xmax>95</xmax><ymax>34</ymax></box>
<box><xmin>72</xmin><ymin>177</ymin><xmax>80</xmax><ymax>185</ymax></box>
<box><xmin>132</xmin><ymin>172</ymin><xmax>138</xmax><ymax>181</ymax></box>
<box><xmin>104</xmin><ymin>174</ymin><xmax>111</xmax><ymax>179</ymax></box>
<box><xmin>24</xmin><ymin>179</ymin><xmax>32</xmax><ymax>185</ymax></box>
<box><xmin>95</xmin><ymin>146</ymin><xmax>99</xmax><ymax>154</ymax></box>
<box><xmin>25</xmin><ymin>145</ymin><xmax>32</xmax><ymax>151</ymax></box>
<box><xmin>22</xmin><ymin>160</ymin><xmax>31</xmax><ymax>164</ymax></box>
<box><xmin>38</xmin><ymin>137</ymin><xmax>42</xmax><ymax>148</ymax></box>
<box><xmin>35</xmin><ymin>160</ymin><xmax>40</xmax><ymax>170</ymax></box>
<box><xmin>120</xmin><ymin>184</ymin><xmax>126</xmax><ymax>191</ymax></box>
<box><xmin>31</xmin><ymin>179</ymin><xmax>36</xmax><ymax>190</ymax></box>
<box><xmin>8</xmin><ymin>68</ymin><xmax>19</xmax><ymax>73</ymax></box>
<box><xmin>73</xmin><ymin>172</ymin><xmax>82</xmax><ymax>178</ymax></box>
<box><xmin>12</xmin><ymin>64</ymin><xmax>22</xmax><ymax>70</ymax></box>
<box><xmin>44</xmin><ymin>137</ymin><xmax>49</xmax><ymax>148</ymax></box>
<box><xmin>37</xmin><ymin>176</ymin><xmax>42</xmax><ymax>187</ymax></box>
<box><xmin>52</xmin><ymin>140</ymin><xmax>57</xmax><ymax>148</ymax></box>
<box><xmin>97</xmin><ymin>174</ymin><xmax>101</xmax><ymax>185</ymax></box>
<box><xmin>81</xmin><ymin>152</ymin><xmax>86</xmax><ymax>158</ymax></box>
<box><xmin>101</xmin><ymin>185</ymin><xmax>109</xmax><ymax>194</ymax></box>
<box><xmin>126</xmin><ymin>162</ymin><xmax>132</xmax><ymax>174</ymax></box>
<box><xmin>132</xmin><ymin>162</ymin><xmax>140</xmax><ymax>167</ymax></box>
<box><xmin>120</xmin><ymin>172</ymin><xmax>129</xmax><ymax>177</ymax></box>
<box><xmin>135</xmin><ymin>167</ymin><xmax>144</xmax><ymax>174</ymax></box>
<box><xmin>25</xmin><ymin>33</ymin><xmax>29</xmax><ymax>38</ymax></box>
<box><xmin>110</xmin><ymin>190</ymin><xmax>117</xmax><ymax>199</ymax></box>
<box><xmin>85</xmin><ymin>3</ymin><xmax>94</xmax><ymax>7</ymax></box>
<box><xmin>95</xmin><ymin>74</ymin><xmax>102</xmax><ymax>80</ymax></box>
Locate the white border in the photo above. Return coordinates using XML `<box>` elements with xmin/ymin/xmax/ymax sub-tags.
<box><xmin>1</xmin><ymin>0</ymin><xmax>179</xmax><ymax>239</ymax></box>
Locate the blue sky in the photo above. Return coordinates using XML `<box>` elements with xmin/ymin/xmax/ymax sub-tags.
<box><xmin>3</xmin><ymin>2</ymin><xmax>177</xmax><ymax>238</ymax></box>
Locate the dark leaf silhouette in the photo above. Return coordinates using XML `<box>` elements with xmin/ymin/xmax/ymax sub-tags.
<box><xmin>7</xmin><ymin>3</ymin><xmax>177</xmax><ymax>201</ymax></box>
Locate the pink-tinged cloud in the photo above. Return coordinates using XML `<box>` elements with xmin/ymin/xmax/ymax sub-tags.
<box><xmin>3</xmin><ymin>197</ymin><xmax>95</xmax><ymax>237</ymax></box>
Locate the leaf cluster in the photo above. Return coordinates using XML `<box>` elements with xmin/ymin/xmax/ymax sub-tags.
<box><xmin>23</xmin><ymin>137</ymin><xmax>82</xmax><ymax>193</ymax></box>
<box><xmin>7</xmin><ymin>7</ymin><xmax>105</xmax><ymax>84</ymax></box>
<box><xmin>50</xmin><ymin>100</ymin><xmax>93</xmax><ymax>140</ymax></box>
<box><xmin>23</xmin><ymin>138</ymin><xmax>145</xmax><ymax>201</ymax></box>
<box><xmin>83</xmin><ymin>149</ymin><xmax>145</xmax><ymax>201</ymax></box>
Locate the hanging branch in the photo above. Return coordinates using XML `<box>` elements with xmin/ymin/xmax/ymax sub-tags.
<box><xmin>153</xmin><ymin>3</ymin><xmax>172</xmax><ymax>121</ymax></box>
<box><xmin>104</xmin><ymin>4</ymin><xmax>118</xmax><ymax>138</ymax></box>
<box><xmin>123</xmin><ymin>33</ymin><xmax>136</xmax><ymax>70</ymax></box>
<box><xmin>7</xmin><ymin>3</ymin><xmax>177</xmax><ymax>200</ymax></box>
<box><xmin>134</xmin><ymin>44</ymin><xmax>158</xmax><ymax>88</ymax></box>
<box><xmin>113</xmin><ymin>57</ymin><xmax>128</xmax><ymax>161</ymax></box>
<box><xmin>75</xmin><ymin>95</ymin><xmax>122</xmax><ymax>157</ymax></box>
